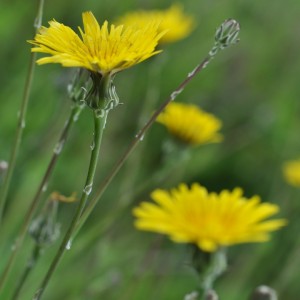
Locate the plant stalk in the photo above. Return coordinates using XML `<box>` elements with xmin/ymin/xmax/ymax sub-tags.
<box><xmin>0</xmin><ymin>105</ymin><xmax>82</xmax><ymax>292</ymax></box>
<box><xmin>32</xmin><ymin>109</ymin><xmax>108</xmax><ymax>300</ymax></box>
<box><xmin>11</xmin><ymin>245</ymin><xmax>42</xmax><ymax>300</ymax></box>
<box><xmin>0</xmin><ymin>0</ymin><xmax>45</xmax><ymax>223</ymax></box>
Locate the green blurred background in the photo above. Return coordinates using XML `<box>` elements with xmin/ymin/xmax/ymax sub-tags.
<box><xmin>1</xmin><ymin>0</ymin><xmax>300</xmax><ymax>299</ymax></box>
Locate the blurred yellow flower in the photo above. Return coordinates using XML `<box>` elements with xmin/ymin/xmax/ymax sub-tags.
<box><xmin>28</xmin><ymin>11</ymin><xmax>165</xmax><ymax>75</ymax></box>
<box><xmin>133</xmin><ymin>183</ymin><xmax>286</xmax><ymax>252</ymax></box>
<box><xmin>156</xmin><ymin>102</ymin><xmax>222</xmax><ymax>145</ymax></box>
<box><xmin>283</xmin><ymin>159</ymin><xmax>300</xmax><ymax>187</ymax></box>
<box><xmin>117</xmin><ymin>4</ymin><xmax>195</xmax><ymax>44</ymax></box>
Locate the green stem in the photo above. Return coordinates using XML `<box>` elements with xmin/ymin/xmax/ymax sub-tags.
<box><xmin>73</xmin><ymin>55</ymin><xmax>213</xmax><ymax>239</ymax></box>
<box><xmin>32</xmin><ymin>109</ymin><xmax>108</xmax><ymax>300</ymax></box>
<box><xmin>11</xmin><ymin>245</ymin><xmax>42</xmax><ymax>300</ymax></box>
<box><xmin>0</xmin><ymin>105</ymin><xmax>82</xmax><ymax>292</ymax></box>
<box><xmin>78</xmin><ymin>149</ymin><xmax>189</xmax><ymax>249</ymax></box>
<box><xmin>202</xmin><ymin>250</ymin><xmax>226</xmax><ymax>294</ymax></box>
<box><xmin>0</xmin><ymin>0</ymin><xmax>45</xmax><ymax>223</ymax></box>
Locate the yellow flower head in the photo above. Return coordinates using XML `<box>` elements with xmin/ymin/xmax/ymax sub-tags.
<box><xmin>156</xmin><ymin>102</ymin><xmax>222</xmax><ymax>145</ymax></box>
<box><xmin>28</xmin><ymin>11</ymin><xmax>165</xmax><ymax>75</ymax></box>
<box><xmin>283</xmin><ymin>159</ymin><xmax>300</xmax><ymax>187</ymax></box>
<box><xmin>133</xmin><ymin>183</ymin><xmax>286</xmax><ymax>252</ymax></box>
<box><xmin>117</xmin><ymin>4</ymin><xmax>195</xmax><ymax>44</ymax></box>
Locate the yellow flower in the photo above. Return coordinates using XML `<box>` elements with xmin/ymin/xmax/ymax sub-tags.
<box><xmin>156</xmin><ymin>102</ymin><xmax>222</xmax><ymax>145</ymax></box>
<box><xmin>283</xmin><ymin>159</ymin><xmax>300</xmax><ymax>187</ymax></box>
<box><xmin>133</xmin><ymin>183</ymin><xmax>286</xmax><ymax>252</ymax></box>
<box><xmin>28</xmin><ymin>11</ymin><xmax>165</xmax><ymax>75</ymax></box>
<box><xmin>116</xmin><ymin>4</ymin><xmax>195</xmax><ymax>44</ymax></box>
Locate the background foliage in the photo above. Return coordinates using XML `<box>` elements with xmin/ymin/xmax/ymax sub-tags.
<box><xmin>1</xmin><ymin>0</ymin><xmax>300</xmax><ymax>299</ymax></box>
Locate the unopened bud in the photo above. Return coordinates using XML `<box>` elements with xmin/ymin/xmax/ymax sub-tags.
<box><xmin>250</xmin><ymin>285</ymin><xmax>278</xmax><ymax>300</ymax></box>
<box><xmin>215</xmin><ymin>19</ymin><xmax>240</xmax><ymax>47</ymax></box>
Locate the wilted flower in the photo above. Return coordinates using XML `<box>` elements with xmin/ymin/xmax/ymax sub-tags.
<box><xmin>133</xmin><ymin>183</ymin><xmax>286</xmax><ymax>252</ymax></box>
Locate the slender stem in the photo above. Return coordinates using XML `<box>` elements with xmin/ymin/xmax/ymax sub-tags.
<box><xmin>0</xmin><ymin>105</ymin><xmax>81</xmax><ymax>292</ymax></box>
<box><xmin>32</xmin><ymin>110</ymin><xmax>108</xmax><ymax>300</ymax></box>
<box><xmin>11</xmin><ymin>245</ymin><xmax>42</xmax><ymax>300</ymax></box>
<box><xmin>119</xmin><ymin>54</ymin><xmax>166</xmax><ymax>205</ymax></box>
<box><xmin>0</xmin><ymin>0</ymin><xmax>45</xmax><ymax>223</ymax></box>
<box><xmin>74</xmin><ymin>55</ymin><xmax>213</xmax><ymax>238</ymax></box>
<box><xmin>201</xmin><ymin>249</ymin><xmax>227</xmax><ymax>295</ymax></box>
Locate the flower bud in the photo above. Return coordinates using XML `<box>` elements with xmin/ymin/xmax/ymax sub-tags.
<box><xmin>215</xmin><ymin>19</ymin><xmax>240</xmax><ymax>48</ymax></box>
